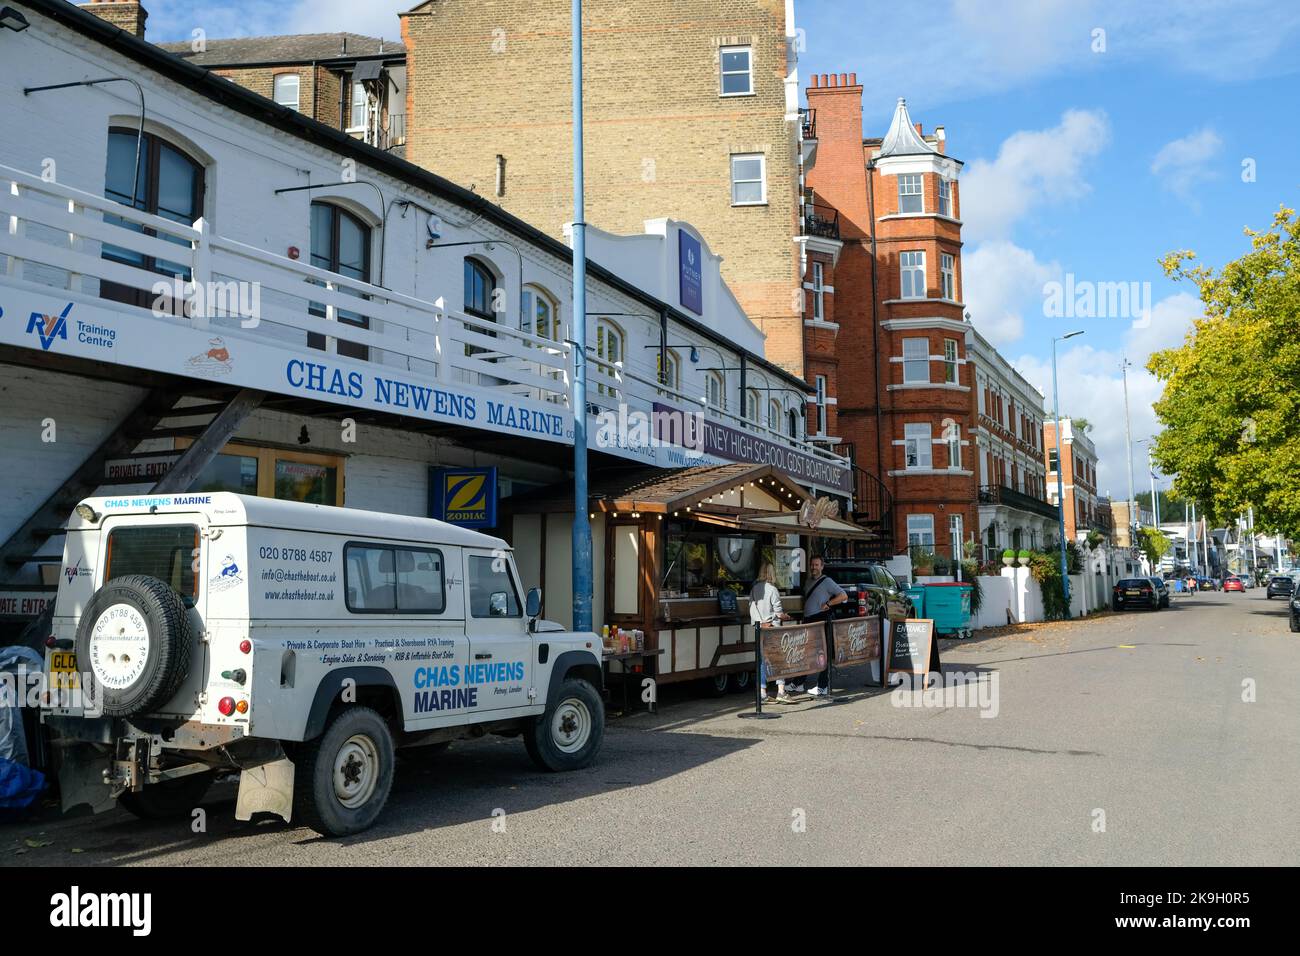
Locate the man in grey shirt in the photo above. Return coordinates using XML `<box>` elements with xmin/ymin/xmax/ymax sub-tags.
<box><xmin>801</xmin><ymin>556</ymin><xmax>847</xmax><ymax>696</ymax></box>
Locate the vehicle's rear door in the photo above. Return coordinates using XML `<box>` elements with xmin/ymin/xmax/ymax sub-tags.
<box><xmin>96</xmin><ymin>515</ymin><xmax>208</xmax><ymax>718</ymax></box>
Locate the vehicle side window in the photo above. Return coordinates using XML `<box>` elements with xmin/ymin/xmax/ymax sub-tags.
<box><xmin>345</xmin><ymin>544</ymin><xmax>445</xmax><ymax>613</ymax></box>
<box><xmin>467</xmin><ymin>554</ymin><xmax>521</xmax><ymax>618</ymax></box>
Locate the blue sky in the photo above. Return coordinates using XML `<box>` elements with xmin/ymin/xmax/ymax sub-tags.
<box><xmin>144</xmin><ymin>1</ymin><xmax>1300</xmax><ymax>496</ymax></box>
<box><xmin>797</xmin><ymin>0</ymin><xmax>1300</xmax><ymax>497</ymax></box>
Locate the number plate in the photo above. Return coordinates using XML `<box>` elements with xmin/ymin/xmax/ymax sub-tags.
<box><xmin>1125</xmin><ymin>590</ymin><xmax>1140</xmax><ymax>596</ymax></box>
<box><xmin>49</xmin><ymin>650</ymin><xmax>79</xmax><ymax>689</ymax></box>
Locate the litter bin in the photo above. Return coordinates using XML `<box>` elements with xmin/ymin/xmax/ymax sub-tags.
<box><xmin>923</xmin><ymin>582</ymin><xmax>973</xmax><ymax>638</ymax></box>
<box><xmin>903</xmin><ymin>585</ymin><xmax>926</xmax><ymax>619</ymax></box>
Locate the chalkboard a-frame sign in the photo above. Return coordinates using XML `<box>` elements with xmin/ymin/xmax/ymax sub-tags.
<box><xmin>886</xmin><ymin>618</ymin><xmax>941</xmax><ymax>681</ymax></box>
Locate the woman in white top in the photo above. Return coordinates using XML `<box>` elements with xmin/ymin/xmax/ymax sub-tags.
<box><xmin>750</xmin><ymin>562</ymin><xmax>791</xmax><ymax>702</ymax></box>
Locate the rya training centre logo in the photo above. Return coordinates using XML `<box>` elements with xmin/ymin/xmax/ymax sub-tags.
<box><xmin>26</xmin><ymin>302</ymin><xmax>74</xmax><ymax>351</ymax></box>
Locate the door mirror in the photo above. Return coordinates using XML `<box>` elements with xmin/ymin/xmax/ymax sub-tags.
<box><xmin>525</xmin><ymin>586</ymin><xmax>542</xmax><ymax>619</ymax></box>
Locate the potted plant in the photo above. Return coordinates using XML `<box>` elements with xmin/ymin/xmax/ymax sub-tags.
<box><xmin>1001</xmin><ymin>548</ymin><xmax>1015</xmax><ymax>567</ymax></box>
<box><xmin>1017</xmin><ymin>549</ymin><xmax>1031</xmax><ymax>567</ymax></box>
<box><xmin>913</xmin><ymin>549</ymin><xmax>935</xmax><ymax>575</ymax></box>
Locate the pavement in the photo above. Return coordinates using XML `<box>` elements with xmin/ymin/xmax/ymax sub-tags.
<box><xmin>4</xmin><ymin>589</ymin><xmax>1298</xmax><ymax>866</ymax></box>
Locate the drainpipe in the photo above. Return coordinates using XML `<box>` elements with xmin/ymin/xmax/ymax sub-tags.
<box><xmin>866</xmin><ymin>159</ymin><xmax>886</xmax><ymax>523</ymax></box>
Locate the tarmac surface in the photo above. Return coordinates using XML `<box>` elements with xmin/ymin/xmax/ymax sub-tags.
<box><xmin>4</xmin><ymin>588</ymin><xmax>1298</xmax><ymax>866</ymax></box>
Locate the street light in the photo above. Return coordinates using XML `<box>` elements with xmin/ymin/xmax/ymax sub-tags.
<box><xmin>1052</xmin><ymin>330</ymin><xmax>1084</xmax><ymax>614</ymax></box>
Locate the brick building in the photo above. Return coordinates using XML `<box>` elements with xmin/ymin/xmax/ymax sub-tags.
<box><xmin>803</xmin><ymin>77</ymin><xmax>977</xmax><ymax>561</ymax></box>
<box><xmin>970</xmin><ymin>329</ymin><xmax>1057</xmax><ymax>559</ymax></box>
<box><xmin>801</xmin><ymin>73</ymin><xmax>1071</xmax><ymax>564</ymax></box>
<box><xmin>1044</xmin><ymin>419</ymin><xmax>1106</xmax><ymax>542</ymax></box>
<box><xmin>398</xmin><ymin>0</ymin><xmax>811</xmax><ymax>379</ymax></box>
<box><xmin>140</xmin><ymin>14</ymin><xmax>408</xmax><ymax>152</ymax></box>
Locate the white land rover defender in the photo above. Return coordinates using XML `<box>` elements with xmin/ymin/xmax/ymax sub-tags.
<box><xmin>40</xmin><ymin>493</ymin><xmax>605</xmax><ymax>836</ymax></box>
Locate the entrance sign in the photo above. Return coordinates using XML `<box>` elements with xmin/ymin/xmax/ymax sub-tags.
<box><xmin>759</xmin><ymin>622</ymin><xmax>827</xmax><ymax>683</ymax></box>
<box><xmin>886</xmin><ymin>618</ymin><xmax>940</xmax><ymax>680</ymax></box>
<box><xmin>832</xmin><ymin>616</ymin><xmax>881</xmax><ymax>667</ymax></box>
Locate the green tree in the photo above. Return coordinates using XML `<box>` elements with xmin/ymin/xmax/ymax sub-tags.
<box><xmin>1148</xmin><ymin>206</ymin><xmax>1300</xmax><ymax>538</ymax></box>
<box><xmin>1136</xmin><ymin>526</ymin><xmax>1171</xmax><ymax>567</ymax></box>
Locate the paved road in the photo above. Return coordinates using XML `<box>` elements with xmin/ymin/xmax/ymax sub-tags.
<box><xmin>5</xmin><ymin>589</ymin><xmax>1298</xmax><ymax>866</ymax></box>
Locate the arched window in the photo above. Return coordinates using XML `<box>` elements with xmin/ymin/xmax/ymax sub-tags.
<box><xmin>464</xmin><ymin>258</ymin><xmax>496</xmax><ymax>319</ymax></box>
<box><xmin>768</xmin><ymin>399</ymin><xmax>781</xmax><ymax>433</ymax></box>
<box><xmin>596</xmin><ymin>320</ymin><xmax>624</xmax><ymax>396</ymax></box>
<box><xmin>307</xmin><ymin>201</ymin><xmax>372</xmax><ymax>360</ymax></box>
<box><xmin>706</xmin><ymin>371</ymin><xmax>726</xmax><ymax>412</ymax></box>
<box><xmin>522</xmin><ymin>285</ymin><xmax>560</xmax><ymax>341</ymax></box>
<box><xmin>746</xmin><ymin>388</ymin><xmax>761</xmax><ymax>423</ymax></box>
<box><xmin>102</xmin><ymin>127</ymin><xmax>205</xmax><ymax>311</ymax></box>
<box><xmin>657</xmin><ymin>348</ymin><xmax>680</xmax><ymax>391</ymax></box>
<box><xmin>464</xmin><ymin>257</ymin><xmax>499</xmax><ymax>357</ymax></box>
<box><xmin>788</xmin><ymin>408</ymin><xmax>801</xmax><ymax>440</ymax></box>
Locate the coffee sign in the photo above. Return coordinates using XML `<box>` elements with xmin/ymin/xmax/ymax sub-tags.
<box><xmin>886</xmin><ymin>618</ymin><xmax>939</xmax><ymax>679</ymax></box>
<box><xmin>832</xmin><ymin>616</ymin><xmax>881</xmax><ymax>667</ymax></box>
<box><xmin>760</xmin><ymin>622</ymin><xmax>827</xmax><ymax>682</ymax></box>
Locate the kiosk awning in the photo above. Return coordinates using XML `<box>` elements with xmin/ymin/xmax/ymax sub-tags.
<box><xmin>505</xmin><ymin>462</ymin><xmax>814</xmax><ymax>516</ymax></box>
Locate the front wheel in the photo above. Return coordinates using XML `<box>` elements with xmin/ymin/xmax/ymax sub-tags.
<box><xmin>525</xmin><ymin>678</ymin><xmax>604</xmax><ymax>772</ymax></box>
<box><xmin>292</xmin><ymin>706</ymin><xmax>395</xmax><ymax>837</ymax></box>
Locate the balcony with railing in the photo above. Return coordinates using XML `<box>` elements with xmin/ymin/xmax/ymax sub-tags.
<box><xmin>0</xmin><ymin>162</ymin><xmax>853</xmax><ymax>495</ymax></box>
<box><xmin>800</xmin><ymin>107</ymin><xmax>817</xmax><ymax>140</ymax></box>
<box><xmin>801</xmin><ymin>201</ymin><xmax>840</xmax><ymax>240</ymax></box>
<box><xmin>978</xmin><ymin>483</ymin><xmax>1060</xmax><ymax>521</ymax></box>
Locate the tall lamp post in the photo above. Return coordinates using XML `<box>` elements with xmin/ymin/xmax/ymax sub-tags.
<box><xmin>570</xmin><ymin>0</ymin><xmax>593</xmax><ymax>631</ymax></box>
<box><xmin>1052</xmin><ymin>330</ymin><xmax>1084</xmax><ymax>614</ymax></box>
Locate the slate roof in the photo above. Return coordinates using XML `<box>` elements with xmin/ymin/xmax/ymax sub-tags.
<box><xmin>155</xmin><ymin>33</ymin><xmax>404</xmax><ymax>67</ymax></box>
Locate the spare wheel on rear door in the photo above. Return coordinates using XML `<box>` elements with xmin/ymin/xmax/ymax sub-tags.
<box><xmin>75</xmin><ymin>574</ymin><xmax>195</xmax><ymax>717</ymax></box>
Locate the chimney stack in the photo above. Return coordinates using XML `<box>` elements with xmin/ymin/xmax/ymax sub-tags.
<box><xmin>78</xmin><ymin>1</ymin><xmax>148</xmax><ymax>39</ymax></box>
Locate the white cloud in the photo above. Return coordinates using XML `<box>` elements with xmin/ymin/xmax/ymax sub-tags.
<box><xmin>963</xmin><ymin>241</ymin><xmax>1061</xmax><ymax>346</ymax></box>
<box><xmin>960</xmin><ymin>110</ymin><xmax>1110</xmax><ymax>242</ymax></box>
<box><xmin>1151</xmin><ymin>127</ymin><xmax>1223</xmax><ymax>205</ymax></box>
<box><xmin>1011</xmin><ymin>292</ymin><xmax>1201</xmax><ymax>495</ymax></box>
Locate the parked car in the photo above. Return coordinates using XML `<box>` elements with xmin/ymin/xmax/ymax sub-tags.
<box><xmin>1223</xmin><ymin>576</ymin><xmax>1245</xmax><ymax>592</ymax></box>
<box><xmin>821</xmin><ymin>562</ymin><xmax>912</xmax><ymax>621</ymax></box>
<box><xmin>1114</xmin><ymin>577</ymin><xmax>1161</xmax><ymax>611</ymax></box>
<box><xmin>1147</xmin><ymin>577</ymin><xmax>1171</xmax><ymax>608</ymax></box>
<box><xmin>1266</xmin><ymin>574</ymin><xmax>1296</xmax><ymax>600</ymax></box>
<box><xmin>1195</xmin><ymin>576</ymin><xmax>1220</xmax><ymax>592</ymax></box>
<box><xmin>1239</xmin><ymin>574</ymin><xmax>1255</xmax><ymax>588</ymax></box>
<box><xmin>1290</xmin><ymin>592</ymin><xmax>1300</xmax><ymax>633</ymax></box>
<box><xmin>42</xmin><ymin>493</ymin><xmax>605</xmax><ymax>837</ymax></box>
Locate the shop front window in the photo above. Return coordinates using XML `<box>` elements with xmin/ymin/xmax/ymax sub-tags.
<box><xmin>661</xmin><ymin>527</ymin><xmax>799</xmax><ymax>597</ymax></box>
<box><xmin>275</xmin><ymin>458</ymin><xmax>338</xmax><ymax>504</ymax></box>
<box><xmin>183</xmin><ymin>442</ymin><xmax>342</xmax><ymax>506</ymax></box>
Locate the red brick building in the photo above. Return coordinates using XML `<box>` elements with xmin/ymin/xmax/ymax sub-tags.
<box><xmin>804</xmin><ymin>75</ymin><xmax>977</xmax><ymax>563</ymax></box>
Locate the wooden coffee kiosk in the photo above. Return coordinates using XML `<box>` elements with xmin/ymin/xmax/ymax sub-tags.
<box><xmin>504</xmin><ymin>463</ymin><xmax>877</xmax><ymax>689</ymax></box>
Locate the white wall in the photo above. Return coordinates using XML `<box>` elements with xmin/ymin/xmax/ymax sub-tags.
<box><xmin>972</xmin><ymin>575</ymin><xmax>1012</xmax><ymax>630</ymax></box>
<box><xmin>0</xmin><ymin>10</ymin><xmax>806</xmax><ymax>439</ymax></box>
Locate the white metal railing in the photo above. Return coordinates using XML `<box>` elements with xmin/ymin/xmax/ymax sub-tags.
<box><xmin>0</xmin><ymin>162</ymin><xmax>850</xmax><ymax>481</ymax></box>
